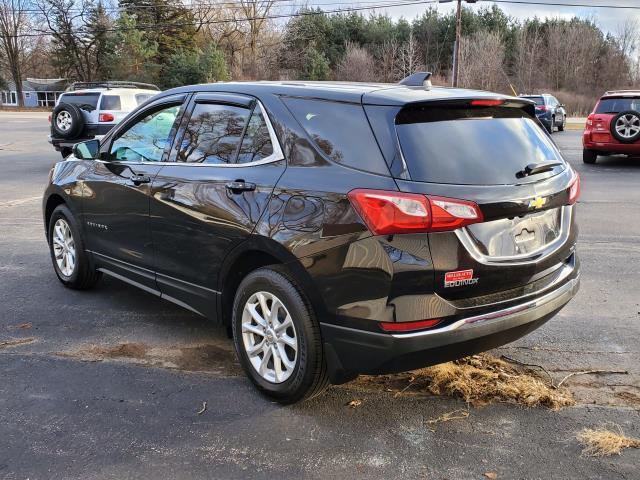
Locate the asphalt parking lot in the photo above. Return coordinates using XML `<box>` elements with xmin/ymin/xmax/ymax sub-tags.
<box><xmin>1</xmin><ymin>111</ymin><xmax>639</xmax><ymax>479</ymax></box>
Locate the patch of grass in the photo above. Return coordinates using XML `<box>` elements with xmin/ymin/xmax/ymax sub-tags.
<box><xmin>351</xmin><ymin>354</ymin><xmax>574</xmax><ymax>409</ymax></box>
<box><xmin>422</xmin><ymin>354</ymin><xmax>574</xmax><ymax>409</ymax></box>
<box><xmin>577</xmin><ymin>427</ymin><xmax>640</xmax><ymax>457</ymax></box>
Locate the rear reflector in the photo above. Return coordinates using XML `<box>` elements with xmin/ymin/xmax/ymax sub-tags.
<box><xmin>470</xmin><ymin>99</ymin><xmax>504</xmax><ymax>107</ymax></box>
<box><xmin>379</xmin><ymin>318</ymin><xmax>442</xmax><ymax>332</ymax></box>
<box><xmin>568</xmin><ymin>173</ymin><xmax>580</xmax><ymax>204</ymax></box>
<box><xmin>99</xmin><ymin>113</ymin><xmax>114</xmax><ymax>122</ymax></box>
<box><xmin>348</xmin><ymin>189</ymin><xmax>483</xmax><ymax>235</ymax></box>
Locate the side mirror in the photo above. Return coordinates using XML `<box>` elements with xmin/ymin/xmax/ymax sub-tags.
<box><xmin>72</xmin><ymin>139</ymin><xmax>100</xmax><ymax>160</ymax></box>
<box><xmin>559</xmin><ymin>104</ymin><xmax>566</xmax><ymax>108</ymax></box>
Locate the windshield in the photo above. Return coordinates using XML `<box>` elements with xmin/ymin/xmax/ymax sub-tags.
<box><xmin>396</xmin><ymin>105</ymin><xmax>565</xmax><ymax>185</ymax></box>
<box><xmin>595</xmin><ymin>97</ymin><xmax>640</xmax><ymax>114</ymax></box>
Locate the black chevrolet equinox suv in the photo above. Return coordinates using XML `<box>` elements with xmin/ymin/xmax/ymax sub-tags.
<box><xmin>43</xmin><ymin>75</ymin><xmax>580</xmax><ymax>403</ymax></box>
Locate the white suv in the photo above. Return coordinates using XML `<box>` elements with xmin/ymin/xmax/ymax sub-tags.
<box><xmin>48</xmin><ymin>81</ymin><xmax>160</xmax><ymax>157</ymax></box>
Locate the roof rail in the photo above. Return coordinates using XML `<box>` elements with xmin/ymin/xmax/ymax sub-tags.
<box><xmin>399</xmin><ymin>72</ymin><xmax>432</xmax><ymax>89</ymax></box>
<box><xmin>67</xmin><ymin>81</ymin><xmax>161</xmax><ymax>92</ymax></box>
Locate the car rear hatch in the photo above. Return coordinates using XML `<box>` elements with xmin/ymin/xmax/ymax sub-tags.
<box><xmin>587</xmin><ymin>96</ymin><xmax>640</xmax><ymax>143</ymax></box>
<box><xmin>364</xmin><ymin>96</ymin><xmax>579</xmax><ymax>310</ymax></box>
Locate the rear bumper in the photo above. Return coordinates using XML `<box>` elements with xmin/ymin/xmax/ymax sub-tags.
<box><xmin>321</xmin><ymin>271</ymin><xmax>579</xmax><ymax>383</ymax></box>
<box><xmin>583</xmin><ymin>138</ymin><xmax>640</xmax><ymax>154</ymax></box>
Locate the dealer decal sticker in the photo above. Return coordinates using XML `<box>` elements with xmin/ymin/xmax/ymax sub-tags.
<box><xmin>444</xmin><ymin>269</ymin><xmax>479</xmax><ymax>288</ymax></box>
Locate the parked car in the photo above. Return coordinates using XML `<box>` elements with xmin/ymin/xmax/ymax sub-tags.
<box><xmin>519</xmin><ymin>94</ymin><xmax>567</xmax><ymax>133</ymax></box>
<box><xmin>582</xmin><ymin>90</ymin><xmax>640</xmax><ymax>164</ymax></box>
<box><xmin>43</xmin><ymin>75</ymin><xmax>580</xmax><ymax>403</ymax></box>
<box><xmin>48</xmin><ymin>81</ymin><xmax>160</xmax><ymax>157</ymax></box>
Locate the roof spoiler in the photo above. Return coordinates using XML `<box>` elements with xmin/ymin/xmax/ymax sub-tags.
<box><xmin>67</xmin><ymin>81</ymin><xmax>160</xmax><ymax>92</ymax></box>
<box><xmin>399</xmin><ymin>72</ymin><xmax>432</xmax><ymax>89</ymax></box>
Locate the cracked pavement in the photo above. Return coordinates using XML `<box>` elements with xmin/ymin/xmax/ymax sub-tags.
<box><xmin>0</xmin><ymin>112</ymin><xmax>639</xmax><ymax>479</ymax></box>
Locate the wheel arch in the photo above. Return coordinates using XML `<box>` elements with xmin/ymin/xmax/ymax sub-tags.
<box><xmin>43</xmin><ymin>193</ymin><xmax>67</xmax><ymax>241</ymax></box>
<box><xmin>217</xmin><ymin>236</ymin><xmax>326</xmax><ymax>327</ymax></box>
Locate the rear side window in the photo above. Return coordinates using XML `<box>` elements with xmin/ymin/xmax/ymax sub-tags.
<box><xmin>136</xmin><ymin>93</ymin><xmax>155</xmax><ymax>105</ymax></box>
<box><xmin>59</xmin><ymin>92</ymin><xmax>100</xmax><ymax>110</ymax></box>
<box><xmin>177</xmin><ymin>103</ymin><xmax>250</xmax><ymax>164</ymax></box>
<box><xmin>100</xmin><ymin>95</ymin><xmax>121</xmax><ymax>111</ymax></box>
<box><xmin>282</xmin><ymin>97</ymin><xmax>388</xmax><ymax>175</ymax></box>
<box><xmin>396</xmin><ymin>105</ymin><xmax>564</xmax><ymax>185</ymax></box>
<box><xmin>595</xmin><ymin>97</ymin><xmax>640</xmax><ymax>114</ymax></box>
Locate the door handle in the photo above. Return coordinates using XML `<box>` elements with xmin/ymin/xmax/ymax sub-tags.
<box><xmin>225</xmin><ymin>180</ymin><xmax>256</xmax><ymax>193</ymax></box>
<box><xmin>130</xmin><ymin>173</ymin><xmax>151</xmax><ymax>185</ymax></box>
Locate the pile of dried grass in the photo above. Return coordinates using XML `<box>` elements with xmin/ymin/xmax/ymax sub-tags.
<box><xmin>418</xmin><ymin>354</ymin><xmax>574</xmax><ymax>409</ymax></box>
<box><xmin>576</xmin><ymin>427</ymin><xmax>640</xmax><ymax>457</ymax></box>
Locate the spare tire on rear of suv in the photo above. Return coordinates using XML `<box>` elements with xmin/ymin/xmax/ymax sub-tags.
<box><xmin>610</xmin><ymin>110</ymin><xmax>640</xmax><ymax>144</ymax></box>
<box><xmin>52</xmin><ymin>103</ymin><xmax>85</xmax><ymax>139</ymax></box>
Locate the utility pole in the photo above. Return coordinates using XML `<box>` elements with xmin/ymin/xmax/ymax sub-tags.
<box><xmin>452</xmin><ymin>0</ymin><xmax>462</xmax><ymax>87</ymax></box>
<box><xmin>450</xmin><ymin>0</ymin><xmax>476</xmax><ymax>87</ymax></box>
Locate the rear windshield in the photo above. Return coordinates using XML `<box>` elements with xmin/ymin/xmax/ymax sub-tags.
<box><xmin>595</xmin><ymin>97</ymin><xmax>640</xmax><ymax>114</ymax></box>
<box><xmin>522</xmin><ymin>96</ymin><xmax>545</xmax><ymax>106</ymax></box>
<box><xmin>100</xmin><ymin>95</ymin><xmax>121</xmax><ymax>110</ymax></box>
<box><xmin>59</xmin><ymin>92</ymin><xmax>100</xmax><ymax>110</ymax></box>
<box><xmin>396</xmin><ymin>105</ymin><xmax>564</xmax><ymax>185</ymax></box>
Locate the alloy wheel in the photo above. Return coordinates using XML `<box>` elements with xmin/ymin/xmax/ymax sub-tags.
<box><xmin>614</xmin><ymin>113</ymin><xmax>640</xmax><ymax>139</ymax></box>
<box><xmin>241</xmin><ymin>291</ymin><xmax>298</xmax><ymax>383</ymax></box>
<box><xmin>52</xmin><ymin>218</ymin><xmax>76</xmax><ymax>277</ymax></box>
<box><xmin>56</xmin><ymin>111</ymin><xmax>72</xmax><ymax>131</ymax></box>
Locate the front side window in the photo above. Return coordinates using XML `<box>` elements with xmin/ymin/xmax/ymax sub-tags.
<box><xmin>237</xmin><ymin>109</ymin><xmax>274</xmax><ymax>164</ymax></box>
<box><xmin>177</xmin><ymin>103</ymin><xmax>250</xmax><ymax>164</ymax></box>
<box><xmin>109</xmin><ymin>104</ymin><xmax>181</xmax><ymax>162</ymax></box>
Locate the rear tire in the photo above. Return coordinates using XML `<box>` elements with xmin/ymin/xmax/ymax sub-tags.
<box><xmin>583</xmin><ymin>149</ymin><xmax>597</xmax><ymax>164</ymax></box>
<box><xmin>48</xmin><ymin>204</ymin><xmax>102</xmax><ymax>289</ymax></box>
<box><xmin>232</xmin><ymin>266</ymin><xmax>329</xmax><ymax>403</ymax></box>
<box><xmin>558</xmin><ymin>115</ymin><xmax>565</xmax><ymax>131</ymax></box>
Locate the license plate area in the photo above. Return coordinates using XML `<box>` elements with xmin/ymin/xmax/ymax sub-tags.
<box><xmin>458</xmin><ymin>206</ymin><xmax>569</xmax><ymax>264</ymax></box>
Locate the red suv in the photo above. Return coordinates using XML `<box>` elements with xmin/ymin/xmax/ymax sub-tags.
<box><xmin>583</xmin><ymin>90</ymin><xmax>640</xmax><ymax>164</ymax></box>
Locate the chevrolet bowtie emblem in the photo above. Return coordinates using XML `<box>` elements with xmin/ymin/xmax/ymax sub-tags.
<box><xmin>528</xmin><ymin>196</ymin><xmax>547</xmax><ymax>209</ymax></box>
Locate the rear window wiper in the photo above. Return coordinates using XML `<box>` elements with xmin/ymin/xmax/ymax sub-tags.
<box><xmin>517</xmin><ymin>161</ymin><xmax>562</xmax><ymax>178</ymax></box>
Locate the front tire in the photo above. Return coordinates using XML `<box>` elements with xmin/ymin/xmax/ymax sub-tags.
<box><xmin>232</xmin><ymin>266</ymin><xmax>329</xmax><ymax>403</ymax></box>
<box><xmin>583</xmin><ymin>149</ymin><xmax>597</xmax><ymax>164</ymax></box>
<box><xmin>48</xmin><ymin>204</ymin><xmax>101</xmax><ymax>289</ymax></box>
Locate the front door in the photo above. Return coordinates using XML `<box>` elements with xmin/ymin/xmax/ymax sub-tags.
<box><xmin>150</xmin><ymin>93</ymin><xmax>286</xmax><ymax>317</ymax></box>
<box><xmin>81</xmin><ymin>96</ymin><xmax>187</xmax><ymax>291</ymax></box>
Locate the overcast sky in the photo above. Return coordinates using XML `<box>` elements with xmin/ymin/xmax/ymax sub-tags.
<box><xmin>301</xmin><ymin>0</ymin><xmax>640</xmax><ymax>36</ymax></box>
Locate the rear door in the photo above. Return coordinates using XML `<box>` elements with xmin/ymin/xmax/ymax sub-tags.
<box><xmin>367</xmin><ymin>100</ymin><xmax>578</xmax><ymax>305</ymax></box>
<box><xmin>150</xmin><ymin>93</ymin><xmax>286</xmax><ymax>317</ymax></box>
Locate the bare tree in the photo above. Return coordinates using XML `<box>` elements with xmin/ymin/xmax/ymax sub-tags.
<box><xmin>514</xmin><ymin>23</ymin><xmax>544</xmax><ymax>93</ymax></box>
<box><xmin>395</xmin><ymin>31</ymin><xmax>422</xmax><ymax>79</ymax></box>
<box><xmin>377</xmin><ymin>39</ymin><xmax>398</xmax><ymax>82</ymax></box>
<box><xmin>0</xmin><ymin>0</ymin><xmax>32</xmax><ymax>106</ymax></box>
<box><xmin>238</xmin><ymin>0</ymin><xmax>275</xmax><ymax>79</ymax></box>
<box><xmin>336</xmin><ymin>42</ymin><xmax>375</xmax><ymax>82</ymax></box>
<box><xmin>459</xmin><ymin>31</ymin><xmax>505</xmax><ymax>92</ymax></box>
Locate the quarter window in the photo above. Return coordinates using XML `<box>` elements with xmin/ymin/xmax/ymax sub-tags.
<box><xmin>237</xmin><ymin>109</ymin><xmax>274</xmax><ymax>164</ymax></box>
<box><xmin>100</xmin><ymin>95</ymin><xmax>121</xmax><ymax>110</ymax></box>
<box><xmin>178</xmin><ymin>103</ymin><xmax>250</xmax><ymax>164</ymax></box>
<box><xmin>109</xmin><ymin>104</ymin><xmax>181</xmax><ymax>162</ymax></box>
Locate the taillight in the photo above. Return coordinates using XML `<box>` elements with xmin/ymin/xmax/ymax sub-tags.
<box><xmin>586</xmin><ymin>114</ymin><xmax>594</xmax><ymax>127</ymax></box>
<box><xmin>568</xmin><ymin>174</ymin><xmax>580</xmax><ymax>204</ymax></box>
<box><xmin>347</xmin><ymin>189</ymin><xmax>483</xmax><ymax>235</ymax></box>
<box><xmin>470</xmin><ymin>99</ymin><xmax>504</xmax><ymax>107</ymax></box>
<box><xmin>99</xmin><ymin>113</ymin><xmax>114</xmax><ymax>122</ymax></box>
<box><xmin>48</xmin><ymin>114</ymin><xmax>51</xmax><ymax>123</ymax></box>
<box><xmin>536</xmin><ymin>105</ymin><xmax>547</xmax><ymax>112</ymax></box>
<box><xmin>379</xmin><ymin>318</ymin><xmax>442</xmax><ymax>332</ymax></box>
